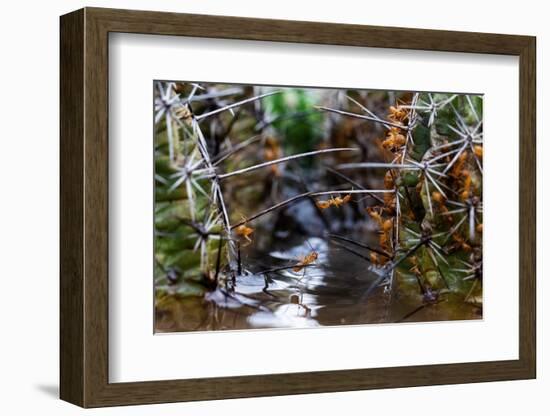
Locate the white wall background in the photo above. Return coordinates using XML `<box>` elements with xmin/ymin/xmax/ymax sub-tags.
<box><xmin>0</xmin><ymin>0</ymin><xmax>545</xmax><ymax>414</ymax></box>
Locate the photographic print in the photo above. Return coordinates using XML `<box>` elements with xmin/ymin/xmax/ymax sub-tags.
<box><xmin>154</xmin><ymin>81</ymin><xmax>483</xmax><ymax>333</ymax></box>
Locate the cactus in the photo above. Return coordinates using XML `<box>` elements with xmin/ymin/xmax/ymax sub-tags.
<box><xmin>153</xmin><ymin>82</ymin><xmax>360</xmax><ymax>304</ymax></box>
<box><xmin>319</xmin><ymin>92</ymin><xmax>483</xmax><ymax>318</ymax></box>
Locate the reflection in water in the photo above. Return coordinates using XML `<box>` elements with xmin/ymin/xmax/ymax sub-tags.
<box><xmin>155</xmin><ymin>235</ymin><xmax>481</xmax><ymax>332</ymax></box>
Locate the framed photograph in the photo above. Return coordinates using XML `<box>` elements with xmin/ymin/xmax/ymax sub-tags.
<box><xmin>60</xmin><ymin>7</ymin><xmax>536</xmax><ymax>407</ymax></box>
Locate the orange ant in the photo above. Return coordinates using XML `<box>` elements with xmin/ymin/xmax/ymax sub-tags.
<box><xmin>366</xmin><ymin>207</ymin><xmax>393</xmax><ymax>260</ymax></box>
<box><xmin>451</xmin><ymin>233</ymin><xmax>472</xmax><ymax>252</ymax></box>
<box><xmin>431</xmin><ymin>191</ymin><xmax>445</xmax><ymax>205</ymax></box>
<box><xmin>332</xmin><ymin>194</ymin><xmax>352</xmax><ymax>207</ymax></box>
<box><xmin>316</xmin><ymin>200</ymin><xmax>331</xmax><ymax>210</ymax></box>
<box><xmin>381</xmin><ymin>127</ymin><xmax>407</xmax><ymax>151</ymax></box>
<box><xmin>378</xmin><ymin>223</ymin><xmax>393</xmax><ymax>251</ymax></box>
<box><xmin>384</xmin><ymin>170</ymin><xmax>395</xmax><ymax>189</ymax></box>
<box><xmin>315</xmin><ymin>193</ymin><xmax>352</xmax><ymax>210</ymax></box>
<box><xmin>451</xmin><ymin>151</ymin><xmax>468</xmax><ymax>178</ymax></box>
<box><xmin>381</xmin><ymin>171</ymin><xmax>397</xmax><ymax>213</ymax></box>
<box><xmin>234</xmin><ymin>215</ymin><xmax>254</xmax><ymax>245</ymax></box>
<box><xmin>293</xmin><ymin>251</ymin><xmax>319</xmax><ymax>273</ymax></box>
<box><xmin>367</xmin><ymin>207</ymin><xmax>392</xmax><ymax>231</ymax></box>
<box><xmin>383</xmin><ymin>193</ymin><xmax>397</xmax><ymax>213</ymax></box>
<box><xmin>431</xmin><ymin>191</ymin><xmax>453</xmax><ymax>222</ymax></box>
<box><xmin>367</xmin><ymin>207</ymin><xmax>383</xmax><ymax>225</ymax></box>
<box><xmin>460</xmin><ymin>169</ymin><xmax>472</xmax><ymax>201</ymax></box>
<box><xmin>293</xmin><ymin>240</ymin><xmax>319</xmax><ymax>273</ymax></box>
<box><xmin>388</xmin><ymin>105</ymin><xmax>409</xmax><ymax>123</ymax></box>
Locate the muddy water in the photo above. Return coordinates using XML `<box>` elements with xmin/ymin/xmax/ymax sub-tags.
<box><xmin>155</xmin><ymin>234</ymin><xmax>481</xmax><ymax>333</ymax></box>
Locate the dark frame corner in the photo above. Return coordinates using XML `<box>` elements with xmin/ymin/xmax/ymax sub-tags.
<box><xmin>60</xmin><ymin>7</ymin><xmax>536</xmax><ymax>408</ymax></box>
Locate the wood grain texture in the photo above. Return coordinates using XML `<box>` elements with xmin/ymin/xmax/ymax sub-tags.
<box><xmin>59</xmin><ymin>7</ymin><xmax>537</xmax><ymax>408</ymax></box>
<box><xmin>518</xmin><ymin>37</ymin><xmax>536</xmax><ymax>376</ymax></box>
<box><xmin>59</xmin><ymin>9</ymin><xmax>84</xmax><ymax>407</ymax></box>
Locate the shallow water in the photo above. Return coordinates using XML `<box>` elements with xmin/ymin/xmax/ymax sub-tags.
<box><xmin>155</xmin><ymin>234</ymin><xmax>481</xmax><ymax>333</ymax></box>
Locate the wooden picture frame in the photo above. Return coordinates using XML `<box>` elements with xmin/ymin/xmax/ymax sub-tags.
<box><xmin>60</xmin><ymin>7</ymin><xmax>536</xmax><ymax>408</ymax></box>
